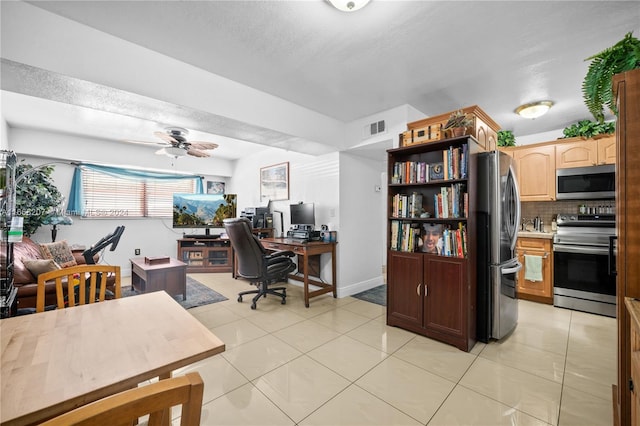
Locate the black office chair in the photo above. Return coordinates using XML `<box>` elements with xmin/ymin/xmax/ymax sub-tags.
<box><xmin>223</xmin><ymin>218</ymin><xmax>296</xmax><ymax>309</ymax></box>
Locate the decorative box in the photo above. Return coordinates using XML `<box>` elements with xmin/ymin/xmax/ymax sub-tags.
<box><xmin>145</xmin><ymin>256</ymin><xmax>170</xmax><ymax>265</ymax></box>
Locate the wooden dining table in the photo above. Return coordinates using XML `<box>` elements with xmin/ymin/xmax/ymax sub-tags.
<box><xmin>0</xmin><ymin>291</ymin><xmax>225</xmax><ymax>426</ymax></box>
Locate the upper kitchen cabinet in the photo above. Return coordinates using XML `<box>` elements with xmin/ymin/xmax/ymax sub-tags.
<box><xmin>556</xmin><ymin>135</ymin><xmax>616</xmax><ymax>168</ymax></box>
<box><xmin>512</xmin><ymin>144</ymin><xmax>556</xmax><ymax>201</ymax></box>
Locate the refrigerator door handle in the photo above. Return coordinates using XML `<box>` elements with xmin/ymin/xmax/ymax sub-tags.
<box><xmin>502</xmin><ymin>261</ymin><xmax>523</xmax><ymax>275</ymax></box>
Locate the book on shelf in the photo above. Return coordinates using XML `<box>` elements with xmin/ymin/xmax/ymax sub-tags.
<box><xmin>392</xmin><ymin>161</ymin><xmax>430</xmax><ymax>184</ymax></box>
<box><xmin>392</xmin><ymin>193</ymin><xmax>423</xmax><ymax>218</ymax></box>
<box><xmin>433</xmin><ymin>183</ymin><xmax>467</xmax><ymax>219</ymax></box>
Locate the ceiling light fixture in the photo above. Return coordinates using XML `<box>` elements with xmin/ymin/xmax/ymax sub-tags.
<box><xmin>515</xmin><ymin>101</ymin><xmax>554</xmax><ymax>119</ymax></box>
<box><xmin>328</xmin><ymin>0</ymin><xmax>371</xmax><ymax>12</ymax></box>
<box><xmin>157</xmin><ymin>147</ymin><xmax>187</xmax><ymax>158</ymax></box>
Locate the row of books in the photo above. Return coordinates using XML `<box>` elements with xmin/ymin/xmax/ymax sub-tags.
<box><xmin>440</xmin><ymin>223</ymin><xmax>468</xmax><ymax>258</ymax></box>
<box><xmin>390</xmin><ymin>144</ymin><xmax>468</xmax><ymax>184</ymax></box>
<box><xmin>442</xmin><ymin>144</ymin><xmax>468</xmax><ymax>180</ymax></box>
<box><xmin>389</xmin><ymin>221</ymin><xmax>421</xmax><ymax>252</ymax></box>
<box><xmin>389</xmin><ymin>220</ymin><xmax>468</xmax><ymax>258</ymax></box>
<box><xmin>434</xmin><ymin>184</ymin><xmax>468</xmax><ymax>218</ymax></box>
<box><xmin>391</xmin><ymin>192</ymin><xmax>423</xmax><ymax>218</ymax></box>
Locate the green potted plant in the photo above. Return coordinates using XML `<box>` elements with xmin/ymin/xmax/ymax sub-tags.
<box><xmin>560</xmin><ymin>119</ymin><xmax>616</xmax><ymax>139</ymax></box>
<box><xmin>15</xmin><ymin>161</ymin><xmax>64</xmax><ymax>237</ymax></box>
<box><xmin>497</xmin><ymin>130</ymin><xmax>516</xmax><ymax>147</ymax></box>
<box><xmin>443</xmin><ymin>110</ymin><xmax>474</xmax><ymax>137</ymax></box>
<box><xmin>583</xmin><ymin>31</ymin><xmax>640</xmax><ymax>122</ymax></box>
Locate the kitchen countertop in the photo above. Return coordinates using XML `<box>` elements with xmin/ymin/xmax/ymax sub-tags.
<box><xmin>517</xmin><ymin>231</ymin><xmax>555</xmax><ymax>240</ymax></box>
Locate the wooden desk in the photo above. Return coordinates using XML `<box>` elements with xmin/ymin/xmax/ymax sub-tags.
<box><xmin>0</xmin><ymin>291</ymin><xmax>225</xmax><ymax>426</ymax></box>
<box><xmin>260</xmin><ymin>238</ymin><xmax>337</xmax><ymax>307</ymax></box>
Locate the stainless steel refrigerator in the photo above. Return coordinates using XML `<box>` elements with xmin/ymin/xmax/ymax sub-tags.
<box><xmin>476</xmin><ymin>150</ymin><xmax>521</xmax><ymax>342</ymax></box>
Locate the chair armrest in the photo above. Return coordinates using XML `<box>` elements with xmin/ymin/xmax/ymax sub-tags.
<box><xmin>266</xmin><ymin>250</ymin><xmax>295</xmax><ymax>260</ymax></box>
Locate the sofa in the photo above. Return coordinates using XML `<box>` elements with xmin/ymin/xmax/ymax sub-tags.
<box><xmin>10</xmin><ymin>237</ymin><xmax>107</xmax><ymax>309</ymax></box>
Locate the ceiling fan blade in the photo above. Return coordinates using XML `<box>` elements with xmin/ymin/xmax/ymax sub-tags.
<box><xmin>124</xmin><ymin>139</ymin><xmax>170</xmax><ymax>147</ymax></box>
<box><xmin>187</xmin><ymin>148</ymin><xmax>210</xmax><ymax>158</ymax></box>
<box><xmin>188</xmin><ymin>142</ymin><xmax>219</xmax><ymax>150</ymax></box>
<box><xmin>154</xmin><ymin>131</ymin><xmax>179</xmax><ymax>145</ymax></box>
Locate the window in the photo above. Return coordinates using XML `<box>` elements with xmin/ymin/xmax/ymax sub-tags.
<box><xmin>81</xmin><ymin>168</ymin><xmax>196</xmax><ymax>218</ymax></box>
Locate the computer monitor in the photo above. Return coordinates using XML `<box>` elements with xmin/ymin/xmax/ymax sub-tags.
<box><xmin>290</xmin><ymin>203</ymin><xmax>315</xmax><ymax>227</ymax></box>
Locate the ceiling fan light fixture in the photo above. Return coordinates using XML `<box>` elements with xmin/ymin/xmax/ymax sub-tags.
<box><xmin>515</xmin><ymin>101</ymin><xmax>554</xmax><ymax>119</ymax></box>
<box><xmin>328</xmin><ymin>0</ymin><xmax>371</xmax><ymax>12</ymax></box>
<box><xmin>158</xmin><ymin>146</ymin><xmax>187</xmax><ymax>158</ymax></box>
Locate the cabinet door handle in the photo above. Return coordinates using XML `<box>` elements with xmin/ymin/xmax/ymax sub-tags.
<box><xmin>424</xmin><ymin>284</ymin><xmax>428</xmax><ymax>297</ymax></box>
<box><xmin>416</xmin><ymin>284</ymin><xmax>421</xmax><ymax>296</ymax></box>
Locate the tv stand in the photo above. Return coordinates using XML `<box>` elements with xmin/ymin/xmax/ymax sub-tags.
<box><xmin>177</xmin><ymin>238</ymin><xmax>231</xmax><ymax>272</ymax></box>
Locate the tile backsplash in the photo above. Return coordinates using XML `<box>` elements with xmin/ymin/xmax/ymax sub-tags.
<box><xmin>521</xmin><ymin>200</ymin><xmax>615</xmax><ymax>232</ymax></box>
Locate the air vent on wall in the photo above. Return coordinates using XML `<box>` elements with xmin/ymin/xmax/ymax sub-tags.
<box><xmin>363</xmin><ymin>120</ymin><xmax>386</xmax><ymax>139</ymax></box>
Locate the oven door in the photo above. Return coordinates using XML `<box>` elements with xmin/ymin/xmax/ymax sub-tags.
<box><xmin>553</xmin><ymin>243</ymin><xmax>616</xmax><ymax>316</ymax></box>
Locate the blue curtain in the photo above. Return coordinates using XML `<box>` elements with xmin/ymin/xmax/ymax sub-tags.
<box><xmin>67</xmin><ymin>163</ymin><xmax>204</xmax><ymax>214</ymax></box>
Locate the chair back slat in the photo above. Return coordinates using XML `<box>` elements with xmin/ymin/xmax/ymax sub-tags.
<box><xmin>37</xmin><ymin>265</ymin><xmax>122</xmax><ymax>312</ymax></box>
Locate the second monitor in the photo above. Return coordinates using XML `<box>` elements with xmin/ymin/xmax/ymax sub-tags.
<box><xmin>290</xmin><ymin>202</ymin><xmax>315</xmax><ymax>230</ymax></box>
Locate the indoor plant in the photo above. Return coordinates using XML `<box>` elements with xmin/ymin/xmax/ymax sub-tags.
<box><xmin>443</xmin><ymin>110</ymin><xmax>473</xmax><ymax>137</ymax></box>
<box><xmin>497</xmin><ymin>130</ymin><xmax>516</xmax><ymax>147</ymax></box>
<box><xmin>583</xmin><ymin>31</ymin><xmax>640</xmax><ymax>122</ymax></box>
<box><xmin>560</xmin><ymin>119</ymin><xmax>616</xmax><ymax>139</ymax></box>
<box><xmin>15</xmin><ymin>161</ymin><xmax>64</xmax><ymax>237</ymax></box>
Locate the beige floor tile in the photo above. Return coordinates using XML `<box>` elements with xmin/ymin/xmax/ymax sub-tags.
<box><xmin>298</xmin><ymin>384</ymin><xmax>422</xmax><ymax>426</ymax></box>
<box><xmin>393</xmin><ymin>335</ymin><xmax>477</xmax><ymax>382</ymax></box>
<box><xmin>356</xmin><ymin>356</ymin><xmax>455</xmax><ymax>424</ymax></box>
<box><xmin>211</xmin><ymin>318</ymin><xmax>269</xmax><ymax>349</ymax></box>
<box><xmin>507</xmin><ymin>321</ymin><xmax>570</xmax><ymax>357</ymax></box>
<box><xmin>245</xmin><ymin>306</ymin><xmax>306</xmax><ymax>333</ymax></box>
<box><xmin>339</xmin><ymin>299</ymin><xmax>386</xmax><ymax>319</ymax></box>
<box><xmin>172</xmin><ymin>355</ymin><xmax>248</xmax><ymax>404</ymax></box>
<box><xmin>563</xmin><ymin>356</ymin><xmax>617</xmax><ymax>401</ymax></box>
<box><xmin>309</xmin><ymin>307</ymin><xmax>372</xmax><ymax>334</ymax></box>
<box><xmin>307</xmin><ymin>334</ymin><xmax>388</xmax><ymax>381</ymax></box>
<box><xmin>272</xmin><ymin>319</ymin><xmax>341</xmax><ymax>353</ymax></box>
<box><xmin>460</xmin><ymin>357</ymin><xmax>561</xmax><ymax>425</ymax></box>
<box><xmin>557</xmin><ymin>385</ymin><xmax>612</xmax><ymax>426</ymax></box>
<box><xmin>253</xmin><ymin>355</ymin><xmax>350</xmax><ymax>423</ymax></box>
<box><xmin>190</xmin><ymin>304</ymin><xmax>243</xmax><ymax>329</ymax></box>
<box><xmin>199</xmin><ymin>382</ymin><xmax>295</xmax><ymax>425</ymax></box>
<box><xmin>480</xmin><ymin>338</ymin><xmax>566</xmax><ymax>383</ymax></box>
<box><xmin>346</xmin><ymin>318</ymin><xmax>416</xmax><ymax>354</ymax></box>
<box><xmin>222</xmin><ymin>334</ymin><xmax>302</xmax><ymax>380</ymax></box>
<box><xmin>429</xmin><ymin>385</ymin><xmax>550</xmax><ymax>425</ymax></box>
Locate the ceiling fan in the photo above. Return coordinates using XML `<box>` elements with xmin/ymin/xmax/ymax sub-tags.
<box><xmin>126</xmin><ymin>127</ymin><xmax>219</xmax><ymax>158</ymax></box>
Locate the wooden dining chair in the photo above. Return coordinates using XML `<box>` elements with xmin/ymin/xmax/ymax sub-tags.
<box><xmin>36</xmin><ymin>264</ymin><xmax>122</xmax><ymax>313</ymax></box>
<box><xmin>39</xmin><ymin>372</ymin><xmax>204</xmax><ymax>426</ymax></box>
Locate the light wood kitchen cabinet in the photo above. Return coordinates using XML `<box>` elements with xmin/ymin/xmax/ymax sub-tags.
<box><xmin>516</xmin><ymin>237</ymin><xmax>553</xmax><ymax>304</ymax></box>
<box><xmin>556</xmin><ymin>135</ymin><xmax>616</xmax><ymax>168</ymax></box>
<box><xmin>512</xmin><ymin>145</ymin><xmax>556</xmax><ymax>201</ymax></box>
<box><xmin>597</xmin><ymin>135</ymin><xmax>616</xmax><ymax>165</ymax></box>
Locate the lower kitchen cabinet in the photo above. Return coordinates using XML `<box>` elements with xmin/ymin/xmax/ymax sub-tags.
<box><xmin>387</xmin><ymin>251</ymin><xmax>472</xmax><ymax>351</ymax></box>
<box><xmin>516</xmin><ymin>237</ymin><xmax>553</xmax><ymax>304</ymax></box>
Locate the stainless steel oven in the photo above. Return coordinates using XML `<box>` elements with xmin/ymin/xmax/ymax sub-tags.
<box><xmin>553</xmin><ymin>213</ymin><xmax>616</xmax><ymax>317</ymax></box>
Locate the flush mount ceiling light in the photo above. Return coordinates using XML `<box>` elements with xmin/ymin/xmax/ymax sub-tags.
<box><xmin>515</xmin><ymin>101</ymin><xmax>554</xmax><ymax>119</ymax></box>
<box><xmin>328</xmin><ymin>0</ymin><xmax>371</xmax><ymax>12</ymax></box>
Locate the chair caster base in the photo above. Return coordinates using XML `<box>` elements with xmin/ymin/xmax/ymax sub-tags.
<box><xmin>251</xmin><ymin>303</ymin><xmax>257</xmax><ymax>310</ymax></box>
<box><xmin>237</xmin><ymin>296</ymin><xmax>243</xmax><ymax>303</ymax></box>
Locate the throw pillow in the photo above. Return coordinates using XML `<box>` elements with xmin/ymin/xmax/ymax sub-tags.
<box><xmin>39</xmin><ymin>240</ymin><xmax>78</xmax><ymax>268</ymax></box>
<box><xmin>23</xmin><ymin>259</ymin><xmax>61</xmax><ymax>277</ymax></box>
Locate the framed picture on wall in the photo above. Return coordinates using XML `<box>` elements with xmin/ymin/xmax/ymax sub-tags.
<box><xmin>206</xmin><ymin>181</ymin><xmax>225</xmax><ymax>194</ymax></box>
<box><xmin>260</xmin><ymin>162</ymin><xmax>289</xmax><ymax>201</ymax></box>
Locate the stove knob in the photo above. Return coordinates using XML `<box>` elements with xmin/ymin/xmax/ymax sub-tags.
<box><xmin>570</xmin><ymin>215</ymin><xmax>577</xmax><ymax>220</ymax></box>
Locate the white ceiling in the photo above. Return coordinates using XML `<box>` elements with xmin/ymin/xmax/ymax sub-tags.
<box><xmin>2</xmin><ymin>1</ymin><xmax>639</xmax><ymax>160</ymax></box>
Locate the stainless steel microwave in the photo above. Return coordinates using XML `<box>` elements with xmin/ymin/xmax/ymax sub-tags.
<box><xmin>556</xmin><ymin>164</ymin><xmax>615</xmax><ymax>200</ymax></box>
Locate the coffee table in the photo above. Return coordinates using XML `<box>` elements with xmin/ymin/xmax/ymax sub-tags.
<box><xmin>130</xmin><ymin>257</ymin><xmax>187</xmax><ymax>300</ymax></box>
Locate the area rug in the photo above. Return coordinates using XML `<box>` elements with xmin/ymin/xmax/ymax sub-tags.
<box><xmin>352</xmin><ymin>284</ymin><xmax>386</xmax><ymax>306</ymax></box>
<box><xmin>122</xmin><ymin>276</ymin><xmax>228</xmax><ymax>309</ymax></box>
